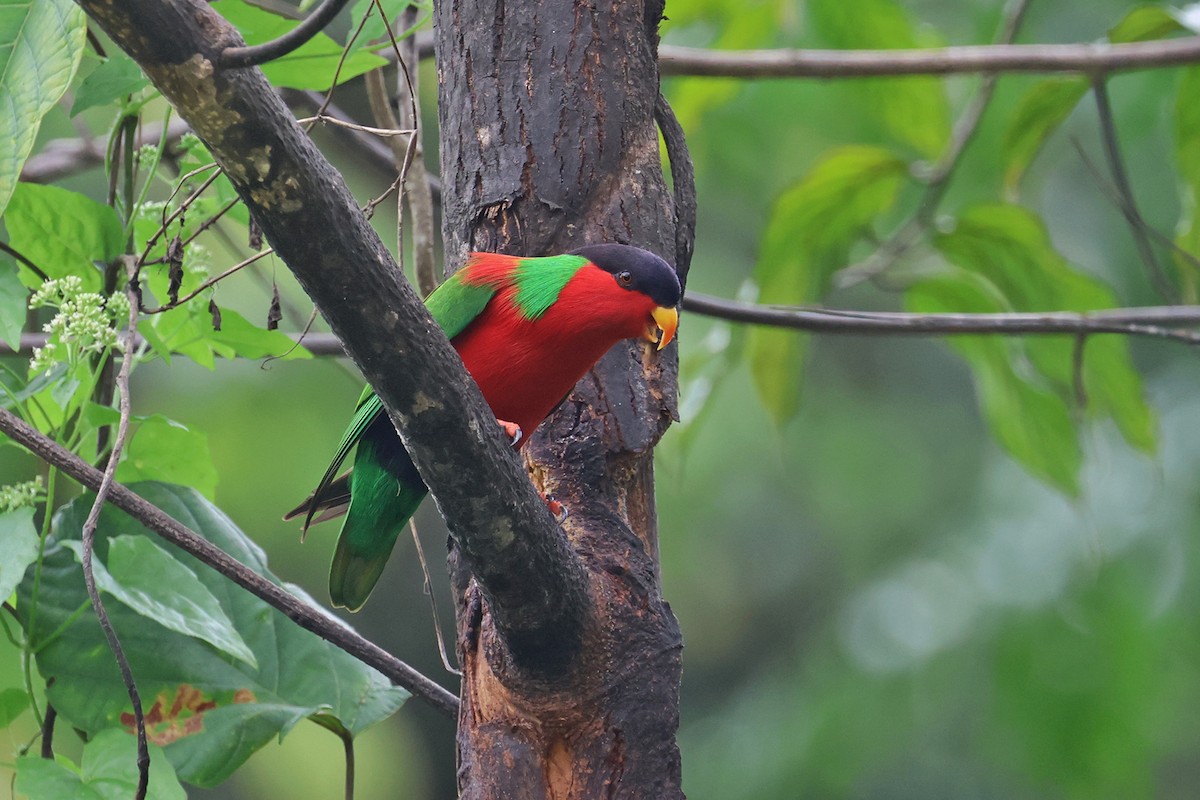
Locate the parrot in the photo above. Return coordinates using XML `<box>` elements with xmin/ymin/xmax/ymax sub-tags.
<box><xmin>286</xmin><ymin>243</ymin><xmax>681</xmax><ymax>611</ymax></box>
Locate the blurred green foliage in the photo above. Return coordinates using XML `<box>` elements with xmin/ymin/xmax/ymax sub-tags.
<box><xmin>3</xmin><ymin>0</ymin><xmax>1200</xmax><ymax>798</ymax></box>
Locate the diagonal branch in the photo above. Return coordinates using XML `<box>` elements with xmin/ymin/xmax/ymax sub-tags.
<box><xmin>76</xmin><ymin>0</ymin><xmax>588</xmax><ymax>672</ymax></box>
<box><xmin>0</xmin><ymin>407</ymin><xmax>459</xmax><ymax>717</ymax></box>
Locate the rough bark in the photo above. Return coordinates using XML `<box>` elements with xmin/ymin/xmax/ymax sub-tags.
<box><xmin>436</xmin><ymin>1</ymin><xmax>686</xmax><ymax>797</ymax></box>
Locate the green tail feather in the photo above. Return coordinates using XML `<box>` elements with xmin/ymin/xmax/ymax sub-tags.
<box><xmin>329</xmin><ymin>435</ymin><xmax>428</xmax><ymax>611</ymax></box>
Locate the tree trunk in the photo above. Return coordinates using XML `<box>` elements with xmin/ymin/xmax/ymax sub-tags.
<box><xmin>435</xmin><ymin>1</ymin><xmax>686</xmax><ymax>797</ymax></box>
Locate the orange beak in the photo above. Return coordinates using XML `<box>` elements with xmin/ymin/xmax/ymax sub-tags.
<box><xmin>647</xmin><ymin>306</ymin><xmax>679</xmax><ymax>351</ymax></box>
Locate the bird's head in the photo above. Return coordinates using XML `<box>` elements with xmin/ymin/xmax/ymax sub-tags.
<box><xmin>570</xmin><ymin>243</ymin><xmax>681</xmax><ymax>350</ymax></box>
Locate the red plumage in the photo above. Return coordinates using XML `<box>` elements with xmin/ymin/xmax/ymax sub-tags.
<box><xmin>451</xmin><ymin>258</ymin><xmax>660</xmax><ymax>443</ymax></box>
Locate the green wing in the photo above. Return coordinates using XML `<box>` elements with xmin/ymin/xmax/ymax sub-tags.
<box><xmin>300</xmin><ymin>274</ymin><xmax>496</xmax><ymax>529</ymax></box>
<box><xmin>424</xmin><ymin>270</ymin><xmax>495</xmax><ymax>340</ymax></box>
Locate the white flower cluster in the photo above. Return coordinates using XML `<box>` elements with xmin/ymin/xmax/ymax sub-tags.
<box><xmin>28</xmin><ymin>277</ymin><xmax>132</xmax><ymax>374</ymax></box>
<box><xmin>0</xmin><ymin>476</ymin><xmax>44</xmax><ymax>513</ymax></box>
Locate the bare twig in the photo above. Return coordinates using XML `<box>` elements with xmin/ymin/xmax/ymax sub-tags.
<box><xmin>409</xmin><ymin>520</ymin><xmax>459</xmax><ymax>676</ymax></box>
<box><xmin>79</xmin><ymin>266</ymin><xmax>149</xmax><ymax>799</ymax></box>
<box><xmin>218</xmin><ymin>0</ymin><xmax>353</xmax><ymax>68</ymax></box>
<box><xmin>295</xmin><ymin>115</ymin><xmax>414</xmax><ymax>138</ymax></box>
<box><xmin>682</xmin><ymin>292</ymin><xmax>1200</xmax><ymax>343</ymax></box>
<box><xmin>656</xmin><ymin>36</ymin><xmax>1200</xmax><ymax>79</ymax></box>
<box><xmin>0</xmin><ymin>410</ymin><xmax>459</xmax><ymax>717</ymax></box>
<box><xmin>1091</xmin><ymin>79</ymin><xmax>1176</xmax><ymax>301</ymax></box>
<box><xmin>393</xmin><ymin>4</ymin><xmax>438</xmax><ymax>297</ymax></box>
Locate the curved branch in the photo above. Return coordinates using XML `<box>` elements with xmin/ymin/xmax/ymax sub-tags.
<box><xmin>0</xmin><ymin>407</ymin><xmax>459</xmax><ymax>717</ymax></box>
<box><xmin>218</xmin><ymin>0</ymin><xmax>352</xmax><ymax>68</ymax></box>
<box><xmin>657</xmin><ymin>36</ymin><xmax>1200</xmax><ymax>79</ymax></box>
<box><xmin>682</xmin><ymin>293</ymin><xmax>1200</xmax><ymax>343</ymax></box>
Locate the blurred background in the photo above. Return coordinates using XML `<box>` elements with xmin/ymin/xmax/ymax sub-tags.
<box><xmin>5</xmin><ymin>0</ymin><xmax>1200</xmax><ymax>797</ymax></box>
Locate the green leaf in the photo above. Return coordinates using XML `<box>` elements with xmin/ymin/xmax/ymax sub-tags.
<box><xmin>906</xmin><ymin>273</ymin><xmax>1082</xmax><ymax>494</ymax></box>
<box><xmin>16</xmin><ymin>728</ymin><xmax>186</xmax><ymax>800</ymax></box>
<box><xmin>1001</xmin><ymin>78</ymin><xmax>1089</xmax><ymax>195</ymax></box>
<box><xmin>0</xmin><ymin>686</ymin><xmax>30</xmax><ymax>727</ymax></box>
<box><xmin>62</xmin><ymin>535</ymin><xmax>257</xmax><ymax>668</ymax></box>
<box><xmin>748</xmin><ymin>145</ymin><xmax>907</xmax><ymax>423</ymax></box>
<box><xmin>1107</xmin><ymin>5</ymin><xmax>1186</xmax><ymax>43</ymax></box>
<box><xmin>1174</xmin><ymin>67</ymin><xmax>1200</xmax><ymax>296</ymax></box>
<box><xmin>806</xmin><ymin>0</ymin><xmax>949</xmax><ymax>159</ymax></box>
<box><xmin>116</xmin><ymin>415</ymin><xmax>219</xmax><ymax>499</ymax></box>
<box><xmin>71</xmin><ymin>51</ymin><xmax>151</xmax><ymax>116</ymax></box>
<box><xmin>0</xmin><ymin>263</ymin><xmax>26</xmax><ymax>351</ymax></box>
<box><xmin>916</xmin><ymin>203</ymin><xmax>1156</xmax><ymax>491</ymax></box>
<box><xmin>212</xmin><ymin>0</ymin><xmax>387</xmax><ymax>90</ymax></box>
<box><xmin>145</xmin><ymin>305</ymin><xmax>309</xmax><ymax>370</ymax></box>
<box><xmin>207</xmin><ymin>308</ymin><xmax>311</xmax><ymax>360</ymax></box>
<box><xmin>0</xmin><ymin>0</ymin><xmax>87</xmax><ymax>217</ymax></box>
<box><xmin>0</xmin><ymin>506</ymin><xmax>38</xmax><ymax>602</ymax></box>
<box><xmin>18</xmin><ymin>483</ymin><xmax>409</xmax><ymax>787</ymax></box>
<box><xmin>349</xmin><ymin>0</ymin><xmax>426</xmax><ymax>47</ymax></box>
<box><xmin>4</xmin><ymin>183</ymin><xmax>124</xmax><ymax>290</ymax></box>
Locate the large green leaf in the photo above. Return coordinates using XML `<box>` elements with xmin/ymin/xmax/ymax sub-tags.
<box><xmin>3</xmin><ymin>183</ymin><xmax>123</xmax><ymax>290</ymax></box>
<box><xmin>116</xmin><ymin>415</ymin><xmax>219</xmax><ymax>499</ymax></box>
<box><xmin>806</xmin><ymin>0</ymin><xmax>949</xmax><ymax>159</ymax></box>
<box><xmin>0</xmin><ymin>0</ymin><xmax>86</xmax><ymax>218</ymax></box>
<box><xmin>145</xmin><ymin>304</ymin><xmax>310</xmax><ymax>370</ymax></box>
<box><xmin>1001</xmin><ymin>78</ymin><xmax>1088</xmax><ymax>195</ymax></box>
<box><xmin>748</xmin><ymin>146</ymin><xmax>907</xmax><ymax>423</ymax></box>
<box><xmin>0</xmin><ymin>506</ymin><xmax>38</xmax><ymax>602</ymax></box>
<box><xmin>17</xmin><ymin>483</ymin><xmax>410</xmax><ymax>788</ymax></box>
<box><xmin>915</xmin><ymin>203</ymin><xmax>1156</xmax><ymax>492</ymax></box>
<box><xmin>62</xmin><ymin>535</ymin><xmax>257</xmax><ymax>668</ymax></box>
<box><xmin>15</xmin><ymin>728</ymin><xmax>185</xmax><ymax>800</ymax></box>
<box><xmin>212</xmin><ymin>0</ymin><xmax>387</xmax><ymax>90</ymax></box>
<box><xmin>906</xmin><ymin>272</ymin><xmax>1082</xmax><ymax>493</ymax></box>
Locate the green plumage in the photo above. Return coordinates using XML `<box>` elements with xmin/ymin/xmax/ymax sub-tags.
<box><xmin>296</xmin><ymin>253</ymin><xmax>603</xmax><ymax>610</ymax></box>
<box><xmin>508</xmin><ymin>254</ymin><xmax>588</xmax><ymax>320</ymax></box>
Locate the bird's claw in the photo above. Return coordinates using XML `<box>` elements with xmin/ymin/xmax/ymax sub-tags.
<box><xmin>497</xmin><ymin>419</ymin><xmax>523</xmax><ymax>447</ymax></box>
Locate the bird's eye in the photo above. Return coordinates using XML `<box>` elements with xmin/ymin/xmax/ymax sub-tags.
<box><xmin>617</xmin><ymin>271</ymin><xmax>633</xmax><ymax>286</ymax></box>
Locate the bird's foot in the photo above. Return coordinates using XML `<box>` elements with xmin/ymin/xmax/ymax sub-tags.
<box><xmin>497</xmin><ymin>418</ymin><xmax>523</xmax><ymax>447</ymax></box>
<box><xmin>542</xmin><ymin>493</ymin><xmax>569</xmax><ymax>523</ymax></box>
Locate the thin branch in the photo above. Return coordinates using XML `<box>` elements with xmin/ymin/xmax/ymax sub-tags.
<box><xmin>654</xmin><ymin>92</ymin><xmax>696</xmax><ymax>286</ymax></box>
<box><xmin>79</xmin><ymin>265</ymin><xmax>149</xmax><ymax>799</ymax></box>
<box><xmin>296</xmin><ymin>115</ymin><xmax>414</xmax><ymax>138</ymax></box>
<box><xmin>409</xmin><ymin>519</ymin><xmax>459</xmax><ymax>676</ymax></box>
<box><xmin>218</xmin><ymin>0</ymin><xmax>353</xmax><ymax>68</ymax></box>
<box><xmin>1091</xmin><ymin>78</ymin><xmax>1177</xmax><ymax>301</ymax></box>
<box><xmin>0</xmin><ymin>408</ymin><xmax>459</xmax><ymax>717</ymax></box>
<box><xmin>682</xmin><ymin>292</ymin><xmax>1200</xmax><ymax>343</ymax></box>
<box><xmin>656</xmin><ymin>36</ymin><xmax>1200</xmax><ymax>79</ymax></box>
<box><xmin>11</xmin><ymin>294</ymin><xmax>1200</xmax><ymax>359</ymax></box>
